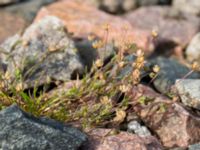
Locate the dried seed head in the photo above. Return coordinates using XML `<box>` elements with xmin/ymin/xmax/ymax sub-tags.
<box><xmin>192</xmin><ymin>61</ymin><xmax>199</xmax><ymax>71</ymax></box>
<box><xmin>87</xmin><ymin>35</ymin><xmax>95</xmax><ymax>41</ymax></box>
<box><xmin>132</xmin><ymin>69</ymin><xmax>141</xmax><ymax>84</ymax></box>
<box><xmin>95</xmin><ymin>59</ymin><xmax>103</xmax><ymax>67</ymax></box>
<box><xmin>102</xmin><ymin>23</ymin><xmax>110</xmax><ymax>31</ymax></box>
<box><xmin>92</xmin><ymin>40</ymin><xmax>104</xmax><ymax>49</ymax></box>
<box><xmin>113</xmin><ymin>109</ymin><xmax>126</xmax><ymax>123</ymax></box>
<box><xmin>136</xmin><ymin>56</ymin><xmax>145</xmax><ymax>64</ymax></box>
<box><xmin>153</xmin><ymin>65</ymin><xmax>160</xmax><ymax>73</ymax></box>
<box><xmin>152</xmin><ymin>29</ymin><xmax>158</xmax><ymax>37</ymax></box>
<box><xmin>15</xmin><ymin>83</ymin><xmax>23</xmax><ymax>91</ymax></box>
<box><xmin>100</xmin><ymin>96</ymin><xmax>111</xmax><ymax>105</ymax></box>
<box><xmin>4</xmin><ymin>72</ymin><xmax>11</xmax><ymax>80</ymax></box>
<box><xmin>136</xmin><ymin>49</ymin><xmax>144</xmax><ymax>57</ymax></box>
<box><xmin>118</xmin><ymin>61</ymin><xmax>125</xmax><ymax>68</ymax></box>
<box><xmin>119</xmin><ymin>84</ymin><xmax>131</xmax><ymax>93</ymax></box>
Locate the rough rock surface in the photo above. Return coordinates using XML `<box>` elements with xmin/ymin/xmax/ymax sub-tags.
<box><xmin>0</xmin><ymin>16</ymin><xmax>83</xmax><ymax>88</ymax></box>
<box><xmin>83</xmin><ymin>128</ymin><xmax>163</xmax><ymax>150</ymax></box>
<box><xmin>4</xmin><ymin>0</ymin><xmax>55</xmax><ymax>22</ymax></box>
<box><xmin>0</xmin><ymin>104</ymin><xmax>87</xmax><ymax>150</ymax></box>
<box><xmin>133</xmin><ymin>101</ymin><xmax>200</xmax><ymax>148</ymax></box>
<box><xmin>173</xmin><ymin>0</ymin><xmax>200</xmax><ymax>16</ymax></box>
<box><xmin>129</xmin><ymin>85</ymin><xmax>200</xmax><ymax>148</ymax></box>
<box><xmin>186</xmin><ymin>33</ymin><xmax>200</xmax><ymax>63</ymax></box>
<box><xmin>150</xmin><ymin>57</ymin><xmax>200</xmax><ymax>94</ymax></box>
<box><xmin>175</xmin><ymin>79</ymin><xmax>200</xmax><ymax>110</ymax></box>
<box><xmin>34</xmin><ymin>0</ymin><xmax>153</xmax><ymax>51</ymax></box>
<box><xmin>189</xmin><ymin>143</ymin><xmax>200</xmax><ymax>150</ymax></box>
<box><xmin>124</xmin><ymin>6</ymin><xmax>200</xmax><ymax>52</ymax></box>
<box><xmin>0</xmin><ymin>12</ymin><xmax>26</xmax><ymax>43</ymax></box>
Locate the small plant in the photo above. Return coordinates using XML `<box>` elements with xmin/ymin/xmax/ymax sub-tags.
<box><xmin>0</xmin><ymin>24</ymin><xmax>157</xmax><ymax>130</ymax></box>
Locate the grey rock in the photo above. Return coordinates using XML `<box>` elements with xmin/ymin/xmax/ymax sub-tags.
<box><xmin>186</xmin><ymin>33</ymin><xmax>200</xmax><ymax>63</ymax></box>
<box><xmin>173</xmin><ymin>0</ymin><xmax>200</xmax><ymax>16</ymax></box>
<box><xmin>0</xmin><ymin>16</ymin><xmax>84</xmax><ymax>88</ymax></box>
<box><xmin>175</xmin><ymin>79</ymin><xmax>200</xmax><ymax>110</ymax></box>
<box><xmin>127</xmin><ymin>120</ymin><xmax>151</xmax><ymax>137</ymax></box>
<box><xmin>0</xmin><ymin>104</ymin><xmax>87</xmax><ymax>150</ymax></box>
<box><xmin>151</xmin><ymin>57</ymin><xmax>200</xmax><ymax>94</ymax></box>
<box><xmin>4</xmin><ymin>0</ymin><xmax>55</xmax><ymax>22</ymax></box>
<box><xmin>0</xmin><ymin>0</ymin><xmax>19</xmax><ymax>5</ymax></box>
<box><xmin>189</xmin><ymin>143</ymin><xmax>200</xmax><ymax>150</ymax></box>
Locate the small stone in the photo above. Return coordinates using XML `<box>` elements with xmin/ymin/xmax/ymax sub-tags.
<box><xmin>186</xmin><ymin>33</ymin><xmax>200</xmax><ymax>63</ymax></box>
<box><xmin>173</xmin><ymin>0</ymin><xmax>200</xmax><ymax>16</ymax></box>
<box><xmin>189</xmin><ymin>143</ymin><xmax>200</xmax><ymax>150</ymax></box>
<box><xmin>0</xmin><ymin>104</ymin><xmax>87</xmax><ymax>150</ymax></box>
<box><xmin>175</xmin><ymin>79</ymin><xmax>200</xmax><ymax>110</ymax></box>
<box><xmin>127</xmin><ymin>120</ymin><xmax>152</xmax><ymax>137</ymax></box>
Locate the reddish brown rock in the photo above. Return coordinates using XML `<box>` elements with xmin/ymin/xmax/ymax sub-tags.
<box><xmin>124</xmin><ymin>6</ymin><xmax>200</xmax><ymax>53</ymax></box>
<box><xmin>34</xmin><ymin>0</ymin><xmax>152</xmax><ymax>52</ymax></box>
<box><xmin>130</xmin><ymin>85</ymin><xmax>200</xmax><ymax>148</ymax></box>
<box><xmin>83</xmin><ymin>128</ymin><xmax>163</xmax><ymax>150</ymax></box>
<box><xmin>0</xmin><ymin>12</ymin><xmax>26</xmax><ymax>43</ymax></box>
<box><xmin>129</xmin><ymin>85</ymin><xmax>200</xmax><ymax>148</ymax></box>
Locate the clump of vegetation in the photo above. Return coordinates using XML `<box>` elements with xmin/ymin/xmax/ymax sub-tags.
<box><xmin>0</xmin><ymin>24</ymin><xmax>160</xmax><ymax>130</ymax></box>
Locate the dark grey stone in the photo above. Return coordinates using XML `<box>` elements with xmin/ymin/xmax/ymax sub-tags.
<box><xmin>150</xmin><ymin>57</ymin><xmax>200</xmax><ymax>94</ymax></box>
<box><xmin>75</xmin><ymin>38</ymin><xmax>115</xmax><ymax>69</ymax></box>
<box><xmin>0</xmin><ymin>104</ymin><xmax>87</xmax><ymax>150</ymax></box>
